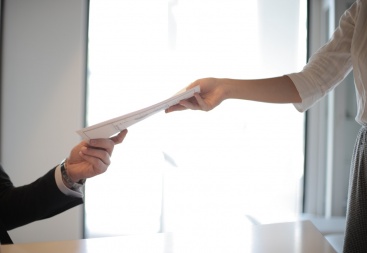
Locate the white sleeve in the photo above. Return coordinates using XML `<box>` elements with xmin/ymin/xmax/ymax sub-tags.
<box><xmin>55</xmin><ymin>164</ymin><xmax>84</xmax><ymax>198</ymax></box>
<box><xmin>288</xmin><ymin>2</ymin><xmax>356</xmax><ymax>112</ymax></box>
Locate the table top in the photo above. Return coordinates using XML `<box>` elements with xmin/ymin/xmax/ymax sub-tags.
<box><xmin>0</xmin><ymin>221</ymin><xmax>336</xmax><ymax>253</ymax></box>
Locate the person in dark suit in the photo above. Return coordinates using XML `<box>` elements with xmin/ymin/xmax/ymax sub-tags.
<box><xmin>0</xmin><ymin>129</ymin><xmax>128</xmax><ymax>244</ymax></box>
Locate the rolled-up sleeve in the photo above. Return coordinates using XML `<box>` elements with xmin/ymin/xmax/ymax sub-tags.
<box><xmin>288</xmin><ymin>71</ymin><xmax>325</xmax><ymax>112</ymax></box>
<box><xmin>287</xmin><ymin>2</ymin><xmax>356</xmax><ymax>112</ymax></box>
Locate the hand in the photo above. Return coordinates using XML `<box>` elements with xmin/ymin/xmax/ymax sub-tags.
<box><xmin>165</xmin><ymin>78</ymin><xmax>226</xmax><ymax>113</ymax></box>
<box><xmin>65</xmin><ymin>129</ymin><xmax>128</xmax><ymax>183</ymax></box>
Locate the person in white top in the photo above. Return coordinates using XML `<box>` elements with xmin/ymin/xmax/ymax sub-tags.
<box><xmin>166</xmin><ymin>1</ymin><xmax>366</xmax><ymax>252</ymax></box>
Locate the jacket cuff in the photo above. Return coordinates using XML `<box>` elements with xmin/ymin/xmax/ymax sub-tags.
<box><xmin>55</xmin><ymin>165</ymin><xmax>83</xmax><ymax>198</ymax></box>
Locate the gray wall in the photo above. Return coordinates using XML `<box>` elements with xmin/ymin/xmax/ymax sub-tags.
<box><xmin>0</xmin><ymin>0</ymin><xmax>87</xmax><ymax>243</ymax></box>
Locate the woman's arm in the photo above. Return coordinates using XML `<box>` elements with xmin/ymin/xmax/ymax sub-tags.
<box><xmin>166</xmin><ymin>75</ymin><xmax>301</xmax><ymax>113</ymax></box>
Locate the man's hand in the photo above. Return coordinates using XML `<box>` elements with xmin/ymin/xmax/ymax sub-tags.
<box><xmin>65</xmin><ymin>129</ymin><xmax>128</xmax><ymax>183</ymax></box>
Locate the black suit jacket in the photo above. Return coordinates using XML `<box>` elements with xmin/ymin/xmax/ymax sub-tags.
<box><xmin>0</xmin><ymin>164</ymin><xmax>83</xmax><ymax>244</ymax></box>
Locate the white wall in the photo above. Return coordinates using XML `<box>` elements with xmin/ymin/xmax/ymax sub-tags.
<box><xmin>0</xmin><ymin>0</ymin><xmax>87</xmax><ymax>243</ymax></box>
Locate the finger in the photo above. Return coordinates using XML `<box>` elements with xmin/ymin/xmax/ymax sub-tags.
<box><xmin>88</xmin><ymin>131</ymin><xmax>122</xmax><ymax>155</ymax></box>
<box><xmin>179</xmin><ymin>93</ymin><xmax>206</xmax><ymax>110</ymax></box>
<box><xmin>110</xmin><ymin>129</ymin><xmax>128</xmax><ymax>144</ymax></box>
<box><xmin>87</xmin><ymin>129</ymin><xmax>127</xmax><ymax>158</ymax></box>
<box><xmin>187</xmin><ymin>82</ymin><xmax>200</xmax><ymax>90</ymax></box>
<box><xmin>194</xmin><ymin>93</ymin><xmax>210</xmax><ymax>111</ymax></box>
<box><xmin>87</xmin><ymin>140</ymin><xmax>114</xmax><ymax>157</ymax></box>
<box><xmin>79</xmin><ymin>152</ymin><xmax>109</xmax><ymax>175</ymax></box>
<box><xmin>80</xmin><ymin>146</ymin><xmax>111</xmax><ymax>167</ymax></box>
<box><xmin>178</xmin><ymin>100</ymin><xmax>198</xmax><ymax>110</ymax></box>
<box><xmin>165</xmin><ymin>104</ymin><xmax>188</xmax><ymax>113</ymax></box>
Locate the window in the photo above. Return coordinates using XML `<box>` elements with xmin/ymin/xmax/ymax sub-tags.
<box><xmin>85</xmin><ymin>0</ymin><xmax>307</xmax><ymax>237</ymax></box>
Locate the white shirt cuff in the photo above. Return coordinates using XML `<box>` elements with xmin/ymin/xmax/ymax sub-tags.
<box><xmin>55</xmin><ymin>164</ymin><xmax>84</xmax><ymax>198</ymax></box>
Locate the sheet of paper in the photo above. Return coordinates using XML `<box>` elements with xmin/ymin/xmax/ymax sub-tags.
<box><xmin>77</xmin><ymin>86</ymin><xmax>200</xmax><ymax>141</ymax></box>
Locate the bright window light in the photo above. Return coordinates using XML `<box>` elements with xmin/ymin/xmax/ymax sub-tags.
<box><xmin>85</xmin><ymin>0</ymin><xmax>307</xmax><ymax>237</ymax></box>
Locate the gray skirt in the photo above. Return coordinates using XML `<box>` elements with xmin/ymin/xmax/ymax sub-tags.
<box><xmin>343</xmin><ymin>126</ymin><xmax>367</xmax><ymax>252</ymax></box>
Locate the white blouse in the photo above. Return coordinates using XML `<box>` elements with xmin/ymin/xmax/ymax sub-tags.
<box><xmin>288</xmin><ymin>0</ymin><xmax>367</xmax><ymax>125</ymax></box>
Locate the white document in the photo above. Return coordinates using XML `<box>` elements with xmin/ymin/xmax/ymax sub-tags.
<box><xmin>77</xmin><ymin>86</ymin><xmax>200</xmax><ymax>141</ymax></box>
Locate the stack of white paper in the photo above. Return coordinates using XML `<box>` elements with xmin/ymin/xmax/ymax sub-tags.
<box><xmin>77</xmin><ymin>86</ymin><xmax>200</xmax><ymax>141</ymax></box>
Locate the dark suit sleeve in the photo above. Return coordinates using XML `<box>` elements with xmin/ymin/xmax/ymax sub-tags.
<box><xmin>0</xmin><ymin>164</ymin><xmax>83</xmax><ymax>230</ymax></box>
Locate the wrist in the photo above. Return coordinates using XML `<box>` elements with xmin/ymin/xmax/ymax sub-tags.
<box><xmin>60</xmin><ymin>159</ymin><xmax>86</xmax><ymax>190</ymax></box>
<box><xmin>64</xmin><ymin>159</ymin><xmax>81</xmax><ymax>182</ymax></box>
<box><xmin>219</xmin><ymin>78</ymin><xmax>233</xmax><ymax>100</ymax></box>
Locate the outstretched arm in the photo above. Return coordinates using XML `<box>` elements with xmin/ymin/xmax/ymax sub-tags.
<box><xmin>0</xmin><ymin>130</ymin><xmax>128</xmax><ymax>230</ymax></box>
<box><xmin>165</xmin><ymin>76</ymin><xmax>301</xmax><ymax>113</ymax></box>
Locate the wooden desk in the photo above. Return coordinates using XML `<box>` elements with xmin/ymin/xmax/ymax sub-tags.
<box><xmin>0</xmin><ymin>221</ymin><xmax>336</xmax><ymax>253</ymax></box>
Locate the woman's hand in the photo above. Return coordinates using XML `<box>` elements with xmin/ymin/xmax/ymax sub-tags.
<box><xmin>165</xmin><ymin>78</ymin><xmax>227</xmax><ymax>113</ymax></box>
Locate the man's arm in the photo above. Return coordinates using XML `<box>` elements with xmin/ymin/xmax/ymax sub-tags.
<box><xmin>0</xmin><ymin>166</ymin><xmax>82</xmax><ymax>230</ymax></box>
